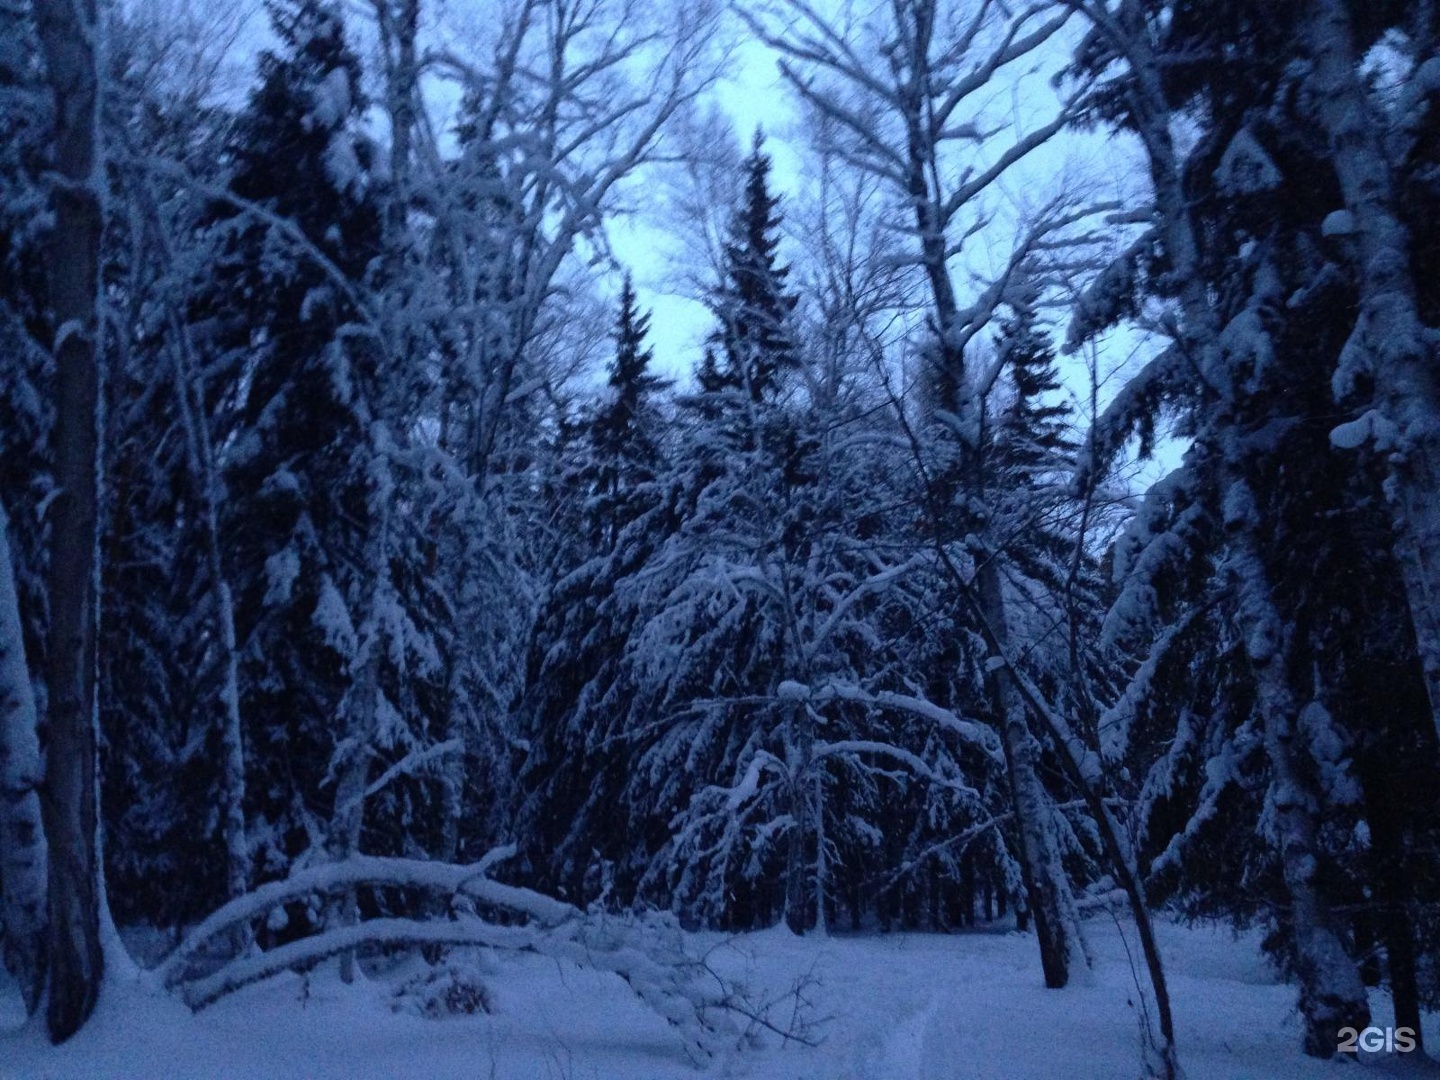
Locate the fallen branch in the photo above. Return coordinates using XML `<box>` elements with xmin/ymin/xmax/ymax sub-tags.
<box><xmin>162</xmin><ymin>851</ymin><xmax>785</xmax><ymax>1063</ymax></box>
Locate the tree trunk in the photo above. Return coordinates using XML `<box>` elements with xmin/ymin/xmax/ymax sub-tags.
<box><xmin>329</xmin><ymin>640</ymin><xmax>378</xmax><ymax>984</ymax></box>
<box><xmin>812</xmin><ymin>759</ymin><xmax>827</xmax><ymax>936</ymax></box>
<box><xmin>169</xmin><ymin>321</ymin><xmax>247</xmax><ymax>905</ymax></box>
<box><xmin>328</xmin><ymin>444</ymin><xmax>396</xmax><ymax>982</ymax></box>
<box><xmin>1376</xmin><ymin>890</ymin><xmax>1422</xmax><ymax>1052</ymax></box>
<box><xmin>1300</xmin><ymin>0</ymin><xmax>1440</xmax><ymax>748</ymax></box>
<box><xmin>0</xmin><ymin>501</ymin><xmax>47</xmax><ymax>1014</ymax></box>
<box><xmin>437</xmin><ymin>674</ymin><xmax>467</xmax><ymax>864</ymax></box>
<box><xmin>1224</xmin><ymin>504</ymin><xmax>1370</xmax><ymax>1057</ymax></box>
<box><xmin>895</xmin><ymin>25</ymin><xmax>1084</xmax><ymax>974</ymax></box>
<box><xmin>944</xmin><ymin>533</ymin><xmax>1177</xmax><ymax>1073</ymax></box>
<box><xmin>1357</xmin><ymin>726</ymin><xmax>1428</xmax><ymax>1052</ymax></box>
<box><xmin>783</xmin><ymin>697</ymin><xmax>813</xmax><ymax>934</ymax></box>
<box><xmin>979</xmin><ymin>561</ymin><xmax>1084</xmax><ymax>988</ymax></box>
<box><xmin>32</xmin><ymin>0</ymin><xmax>105</xmax><ymax>1043</ymax></box>
<box><xmin>377</xmin><ymin>0</ymin><xmax>418</xmax><ymax>257</ymax></box>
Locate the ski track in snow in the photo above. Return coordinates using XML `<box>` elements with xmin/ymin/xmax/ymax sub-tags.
<box><xmin>2</xmin><ymin>916</ymin><xmax>1437</xmax><ymax>1079</ymax></box>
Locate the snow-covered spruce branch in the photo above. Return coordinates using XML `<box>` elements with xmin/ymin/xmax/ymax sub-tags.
<box><xmin>809</xmin><ymin>553</ymin><xmax>927</xmax><ymax>653</ymax></box>
<box><xmin>657</xmin><ymin>682</ymin><xmax>1003</xmax><ymax>765</ymax></box>
<box><xmin>812</xmin><ymin>740</ymin><xmax>981</xmax><ymax>801</ymax></box>
<box><xmin>120</xmin><ymin>153</ymin><xmax>391</xmax><ymax>376</ymax></box>
<box><xmin>1145</xmin><ymin>715</ymin><xmax>1261</xmax><ymax>882</ymax></box>
<box><xmin>1097</xmin><ymin>602</ymin><xmax>1210</xmax><ymax>761</ymax></box>
<box><xmin>877</xmin><ymin>813</ymin><xmax>1010</xmax><ymax>893</ymax></box>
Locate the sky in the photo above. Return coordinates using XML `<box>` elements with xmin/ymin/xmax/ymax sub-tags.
<box><xmin>618</xmin><ymin>2</ymin><xmax>1167</xmax><ymax>474</ymax></box>
<box><xmin>197</xmin><ymin>0</ymin><xmax>1175</xmax><ymax>476</ymax></box>
<box><xmin>600</xmin><ymin>2</ymin><xmax>1162</xmax><ymax>433</ymax></box>
<box><xmin>606</xmin><ymin>25</ymin><xmax>805</xmax><ymax>383</ymax></box>
<box><xmin>217</xmin><ymin>0</ymin><xmax>802</xmax><ymax>383</ymax></box>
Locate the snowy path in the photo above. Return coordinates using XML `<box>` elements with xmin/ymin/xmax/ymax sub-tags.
<box><xmin>3</xmin><ymin>916</ymin><xmax>1436</xmax><ymax>1078</ymax></box>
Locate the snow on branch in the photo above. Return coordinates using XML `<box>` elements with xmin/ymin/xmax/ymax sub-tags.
<box><xmin>814</xmin><ymin>739</ymin><xmax>982</xmax><ymax>800</ymax></box>
<box><xmin>181</xmin><ymin>917</ymin><xmax>538</xmax><ymax>1009</ymax></box>
<box><xmin>334</xmin><ymin>737</ymin><xmax>463</xmax><ymax>817</ymax></box>
<box><xmin>163</xmin><ymin>851</ymin><xmax>564</xmax><ymax>981</ymax></box>
<box><xmin>1098</xmin><ymin>603</ymin><xmax>1208</xmax><ymax>760</ymax></box>
<box><xmin>161</xmin><ymin>849</ymin><xmax>794</xmax><ymax>1062</ymax></box>
<box><xmin>812</xmin><ymin>681</ymin><xmax>1004</xmax><ymax>763</ymax></box>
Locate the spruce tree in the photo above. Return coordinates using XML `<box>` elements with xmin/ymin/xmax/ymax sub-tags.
<box><xmin>589</xmin><ymin>275</ymin><xmax>670</xmax><ymax>543</ymax></box>
<box><xmin>517</xmin><ymin>276</ymin><xmax>676</xmax><ymax>905</ymax></box>
<box><xmin>0</xmin><ymin>0</ymin><xmax>51</xmax><ymax>689</ymax></box>
<box><xmin>198</xmin><ymin>0</ymin><xmax>384</xmax><ymax>884</ymax></box>
<box><xmin>704</xmin><ymin>130</ymin><xmax>799</xmax><ymax>407</ymax></box>
<box><xmin>1065</xmin><ymin>0</ymin><xmax>1440</xmax><ymax>1052</ymax></box>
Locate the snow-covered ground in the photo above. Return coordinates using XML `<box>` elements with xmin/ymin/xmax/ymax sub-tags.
<box><xmin>2</xmin><ymin>916</ymin><xmax>1434</xmax><ymax>1079</ymax></box>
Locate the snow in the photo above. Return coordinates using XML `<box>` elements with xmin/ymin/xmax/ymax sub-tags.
<box><xmin>325</xmin><ymin>135</ymin><xmax>364</xmax><ymax>195</ymax></box>
<box><xmin>309</xmin><ymin>68</ymin><xmax>352</xmax><ymax>132</ymax></box>
<box><xmin>5</xmin><ymin>917</ymin><xmax>1431</xmax><ymax>1078</ymax></box>
<box><xmin>1214</xmin><ymin>129</ymin><xmax>1281</xmax><ymax>195</ymax></box>
<box><xmin>312</xmin><ymin>577</ymin><xmax>357</xmax><ymax>658</ymax></box>
<box><xmin>1321</xmin><ymin>209</ymin><xmax>1357</xmax><ymax>237</ymax></box>
<box><xmin>262</xmin><ymin>548</ymin><xmax>301</xmax><ymax>606</ymax></box>
<box><xmin>1330</xmin><ymin>408</ymin><xmax>1400</xmax><ymax>452</ymax></box>
<box><xmin>775</xmin><ymin>679</ymin><xmax>810</xmax><ymax>701</ymax></box>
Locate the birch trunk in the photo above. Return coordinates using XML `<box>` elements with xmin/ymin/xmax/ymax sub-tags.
<box><xmin>812</xmin><ymin>757</ymin><xmax>827</xmax><ymax>937</ymax></box>
<box><xmin>900</xmin><ymin>77</ymin><xmax>1085</xmax><ymax>986</ymax></box>
<box><xmin>948</xmin><ymin>552</ymin><xmax>1176</xmax><ymax>1073</ymax></box>
<box><xmin>1082</xmin><ymin>4</ymin><xmax>1369</xmax><ymax>1056</ymax></box>
<box><xmin>377</xmin><ymin>0</ymin><xmax>418</xmax><ymax>256</ymax></box>
<box><xmin>437</xmin><ymin>672</ymin><xmax>467</xmax><ymax>864</ymax></box>
<box><xmin>0</xmin><ymin>501</ymin><xmax>47</xmax><ymax>1013</ymax></box>
<box><xmin>32</xmin><ymin>0</ymin><xmax>105</xmax><ymax>1042</ymax></box>
<box><xmin>1299</xmin><ymin>0</ymin><xmax>1440</xmax><ymax>748</ymax></box>
<box><xmin>978</xmin><ymin>560</ymin><xmax>1084</xmax><ymax>989</ymax></box>
<box><xmin>879</xmin><ymin>0</ymin><xmax>1084</xmax><ymax>979</ymax></box>
<box><xmin>1223</xmin><ymin>491</ymin><xmax>1370</xmax><ymax>1056</ymax></box>
<box><xmin>330</xmin><ymin>637</ymin><xmax>378</xmax><ymax>984</ymax></box>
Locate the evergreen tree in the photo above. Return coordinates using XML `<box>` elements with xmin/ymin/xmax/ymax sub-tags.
<box><xmin>517</xmin><ymin>277</ymin><xmax>677</xmax><ymax>905</ymax></box>
<box><xmin>0</xmin><ymin>0</ymin><xmax>52</xmax><ymax>710</ymax></box>
<box><xmin>703</xmin><ymin>131</ymin><xmax>799</xmax><ymax>407</ymax></box>
<box><xmin>97</xmin><ymin>18</ymin><xmax>249</xmax><ymax>925</ymax></box>
<box><xmin>588</xmin><ymin>275</ymin><xmax>670</xmax><ymax>544</ymax></box>
<box><xmin>197</xmin><ymin>0</ymin><xmax>385</xmax><ymax>884</ymax></box>
<box><xmin>1065</xmin><ymin>0</ymin><xmax>1440</xmax><ymax>1052</ymax></box>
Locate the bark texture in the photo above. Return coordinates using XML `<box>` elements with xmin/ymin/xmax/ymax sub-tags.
<box><xmin>0</xmin><ymin>502</ymin><xmax>47</xmax><ymax>1014</ymax></box>
<box><xmin>980</xmin><ymin>561</ymin><xmax>1082</xmax><ymax>989</ymax></box>
<box><xmin>1225</xmin><ymin>483</ymin><xmax>1370</xmax><ymax>1057</ymax></box>
<box><xmin>32</xmin><ymin>0</ymin><xmax>105</xmax><ymax>1042</ymax></box>
<box><xmin>1301</xmin><ymin>0</ymin><xmax>1440</xmax><ymax>747</ymax></box>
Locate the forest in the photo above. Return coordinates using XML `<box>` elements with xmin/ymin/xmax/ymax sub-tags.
<box><xmin>1</xmin><ymin>0</ymin><xmax>1439</xmax><ymax>1076</ymax></box>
